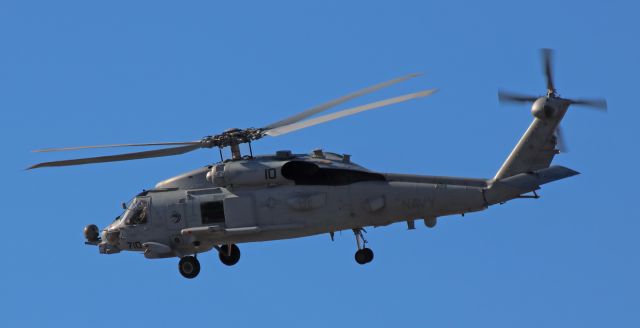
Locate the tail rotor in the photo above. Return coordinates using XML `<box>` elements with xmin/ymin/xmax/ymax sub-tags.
<box><xmin>497</xmin><ymin>48</ymin><xmax>608</xmax><ymax>152</ymax></box>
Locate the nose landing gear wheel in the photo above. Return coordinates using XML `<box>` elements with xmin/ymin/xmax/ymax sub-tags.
<box><xmin>355</xmin><ymin>248</ymin><xmax>374</xmax><ymax>265</ymax></box>
<box><xmin>179</xmin><ymin>256</ymin><xmax>200</xmax><ymax>279</ymax></box>
<box><xmin>218</xmin><ymin>244</ymin><xmax>241</xmax><ymax>266</ymax></box>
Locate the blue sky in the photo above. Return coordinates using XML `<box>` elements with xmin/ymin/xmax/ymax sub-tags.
<box><xmin>1</xmin><ymin>1</ymin><xmax>638</xmax><ymax>327</ymax></box>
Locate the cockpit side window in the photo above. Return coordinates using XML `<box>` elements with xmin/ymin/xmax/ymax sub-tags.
<box><xmin>128</xmin><ymin>208</ymin><xmax>147</xmax><ymax>225</ymax></box>
<box><xmin>125</xmin><ymin>199</ymin><xmax>148</xmax><ymax>225</ymax></box>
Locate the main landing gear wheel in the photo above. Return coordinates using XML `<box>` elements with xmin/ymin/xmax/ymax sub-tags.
<box><xmin>179</xmin><ymin>256</ymin><xmax>200</xmax><ymax>279</ymax></box>
<box><xmin>353</xmin><ymin>228</ymin><xmax>374</xmax><ymax>265</ymax></box>
<box><xmin>355</xmin><ymin>248</ymin><xmax>374</xmax><ymax>264</ymax></box>
<box><xmin>218</xmin><ymin>244</ymin><xmax>241</xmax><ymax>266</ymax></box>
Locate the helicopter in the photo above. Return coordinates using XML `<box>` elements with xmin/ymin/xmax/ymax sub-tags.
<box><xmin>30</xmin><ymin>49</ymin><xmax>607</xmax><ymax>279</ymax></box>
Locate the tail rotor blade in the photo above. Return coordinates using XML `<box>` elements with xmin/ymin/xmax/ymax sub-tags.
<box><xmin>542</xmin><ymin>48</ymin><xmax>556</xmax><ymax>93</ymax></box>
<box><xmin>555</xmin><ymin>125</ymin><xmax>568</xmax><ymax>153</ymax></box>
<box><xmin>498</xmin><ymin>90</ymin><xmax>538</xmax><ymax>104</ymax></box>
<box><xmin>569</xmin><ymin>98</ymin><xmax>608</xmax><ymax>111</ymax></box>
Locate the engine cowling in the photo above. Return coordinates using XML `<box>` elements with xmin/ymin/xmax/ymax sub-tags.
<box><xmin>206</xmin><ymin>161</ymin><xmax>291</xmax><ymax>188</ymax></box>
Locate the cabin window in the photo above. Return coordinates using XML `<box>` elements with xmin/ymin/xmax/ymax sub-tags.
<box><xmin>201</xmin><ymin>201</ymin><xmax>225</xmax><ymax>224</ymax></box>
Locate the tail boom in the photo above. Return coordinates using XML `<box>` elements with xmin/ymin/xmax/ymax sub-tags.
<box><xmin>494</xmin><ymin>103</ymin><xmax>568</xmax><ymax>180</ymax></box>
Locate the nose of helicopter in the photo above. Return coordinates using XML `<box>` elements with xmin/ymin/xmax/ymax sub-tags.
<box><xmin>103</xmin><ymin>228</ymin><xmax>120</xmax><ymax>244</ymax></box>
<box><xmin>92</xmin><ymin>223</ymin><xmax>122</xmax><ymax>254</ymax></box>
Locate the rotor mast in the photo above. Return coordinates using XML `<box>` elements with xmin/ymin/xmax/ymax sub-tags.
<box><xmin>230</xmin><ymin>143</ymin><xmax>242</xmax><ymax>160</ymax></box>
<box><xmin>224</xmin><ymin>128</ymin><xmax>244</xmax><ymax>160</ymax></box>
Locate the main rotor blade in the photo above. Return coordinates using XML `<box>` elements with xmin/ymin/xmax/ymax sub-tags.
<box><xmin>264</xmin><ymin>73</ymin><xmax>422</xmax><ymax>130</ymax></box>
<box><xmin>498</xmin><ymin>90</ymin><xmax>538</xmax><ymax>104</ymax></box>
<box><xmin>265</xmin><ymin>88</ymin><xmax>437</xmax><ymax>137</ymax></box>
<box><xmin>33</xmin><ymin>141</ymin><xmax>201</xmax><ymax>153</ymax></box>
<box><xmin>28</xmin><ymin>144</ymin><xmax>201</xmax><ymax>169</ymax></box>
<box><xmin>569</xmin><ymin>98</ymin><xmax>608</xmax><ymax>111</ymax></box>
<box><xmin>542</xmin><ymin>48</ymin><xmax>555</xmax><ymax>93</ymax></box>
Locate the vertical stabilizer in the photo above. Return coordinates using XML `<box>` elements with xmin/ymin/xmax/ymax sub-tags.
<box><xmin>493</xmin><ymin>104</ymin><xmax>566</xmax><ymax>180</ymax></box>
<box><xmin>494</xmin><ymin>49</ymin><xmax>607</xmax><ymax>181</ymax></box>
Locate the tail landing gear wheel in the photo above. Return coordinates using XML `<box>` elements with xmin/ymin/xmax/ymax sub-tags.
<box><xmin>179</xmin><ymin>256</ymin><xmax>200</xmax><ymax>279</ymax></box>
<box><xmin>219</xmin><ymin>244</ymin><xmax>241</xmax><ymax>266</ymax></box>
<box><xmin>355</xmin><ymin>248</ymin><xmax>374</xmax><ymax>265</ymax></box>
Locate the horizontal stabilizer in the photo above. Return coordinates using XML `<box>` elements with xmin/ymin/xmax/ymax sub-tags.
<box><xmin>497</xmin><ymin>165</ymin><xmax>579</xmax><ymax>191</ymax></box>
<box><xmin>485</xmin><ymin>165</ymin><xmax>579</xmax><ymax>205</ymax></box>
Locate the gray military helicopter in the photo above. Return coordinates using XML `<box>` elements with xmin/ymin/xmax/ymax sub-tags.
<box><xmin>30</xmin><ymin>49</ymin><xmax>606</xmax><ymax>279</ymax></box>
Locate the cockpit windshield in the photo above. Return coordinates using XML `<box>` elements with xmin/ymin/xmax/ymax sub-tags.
<box><xmin>122</xmin><ymin>197</ymin><xmax>149</xmax><ymax>225</ymax></box>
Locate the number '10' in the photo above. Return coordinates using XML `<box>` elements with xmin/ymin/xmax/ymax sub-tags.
<box><xmin>264</xmin><ymin>168</ymin><xmax>277</xmax><ymax>180</ymax></box>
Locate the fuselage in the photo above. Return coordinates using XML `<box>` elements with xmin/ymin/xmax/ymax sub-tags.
<box><xmin>99</xmin><ymin>151</ymin><xmax>491</xmax><ymax>258</ymax></box>
<box><xmin>97</xmin><ymin>142</ymin><xmax>578</xmax><ymax>260</ymax></box>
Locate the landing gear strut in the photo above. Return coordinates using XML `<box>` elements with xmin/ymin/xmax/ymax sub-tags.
<box><xmin>353</xmin><ymin>228</ymin><xmax>374</xmax><ymax>265</ymax></box>
<box><xmin>218</xmin><ymin>244</ymin><xmax>241</xmax><ymax>266</ymax></box>
<box><xmin>179</xmin><ymin>255</ymin><xmax>200</xmax><ymax>279</ymax></box>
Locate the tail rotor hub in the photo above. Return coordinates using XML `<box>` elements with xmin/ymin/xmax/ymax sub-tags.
<box><xmin>531</xmin><ymin>97</ymin><xmax>557</xmax><ymax>120</ymax></box>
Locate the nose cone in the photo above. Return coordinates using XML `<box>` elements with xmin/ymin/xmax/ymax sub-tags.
<box><xmin>98</xmin><ymin>228</ymin><xmax>122</xmax><ymax>254</ymax></box>
<box><xmin>103</xmin><ymin>229</ymin><xmax>120</xmax><ymax>245</ymax></box>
